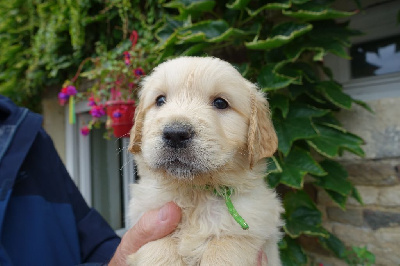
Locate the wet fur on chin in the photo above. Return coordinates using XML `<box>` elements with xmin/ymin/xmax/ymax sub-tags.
<box><xmin>127</xmin><ymin>56</ymin><xmax>283</xmax><ymax>266</ymax></box>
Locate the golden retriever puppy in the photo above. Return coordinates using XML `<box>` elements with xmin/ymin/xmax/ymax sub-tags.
<box><xmin>127</xmin><ymin>56</ymin><xmax>283</xmax><ymax>265</ymax></box>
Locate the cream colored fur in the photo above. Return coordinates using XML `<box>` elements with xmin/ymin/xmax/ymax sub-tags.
<box><xmin>127</xmin><ymin>57</ymin><xmax>283</xmax><ymax>266</ymax></box>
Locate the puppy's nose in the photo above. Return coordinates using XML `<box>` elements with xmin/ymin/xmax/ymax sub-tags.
<box><xmin>162</xmin><ymin>123</ymin><xmax>194</xmax><ymax>149</ymax></box>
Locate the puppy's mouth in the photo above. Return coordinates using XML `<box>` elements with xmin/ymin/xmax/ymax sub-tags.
<box><xmin>154</xmin><ymin>148</ymin><xmax>207</xmax><ymax>179</ymax></box>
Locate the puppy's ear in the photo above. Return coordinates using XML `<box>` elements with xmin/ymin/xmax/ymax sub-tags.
<box><xmin>247</xmin><ymin>90</ymin><xmax>278</xmax><ymax>168</ymax></box>
<box><xmin>128</xmin><ymin>101</ymin><xmax>145</xmax><ymax>154</ymax></box>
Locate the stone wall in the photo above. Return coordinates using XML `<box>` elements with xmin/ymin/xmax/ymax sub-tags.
<box><xmin>42</xmin><ymin>89</ymin><xmax>66</xmax><ymax>163</ymax></box>
<box><xmin>310</xmin><ymin>97</ymin><xmax>400</xmax><ymax>265</ymax></box>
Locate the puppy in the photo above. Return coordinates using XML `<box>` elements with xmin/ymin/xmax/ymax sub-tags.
<box><xmin>127</xmin><ymin>57</ymin><xmax>283</xmax><ymax>265</ymax></box>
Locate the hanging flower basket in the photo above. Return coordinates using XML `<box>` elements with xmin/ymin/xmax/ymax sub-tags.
<box><xmin>105</xmin><ymin>100</ymin><xmax>136</xmax><ymax>138</ymax></box>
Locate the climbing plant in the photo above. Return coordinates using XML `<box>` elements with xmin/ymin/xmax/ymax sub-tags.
<box><xmin>0</xmin><ymin>0</ymin><xmax>376</xmax><ymax>264</ymax></box>
<box><xmin>152</xmin><ymin>0</ymin><xmax>373</xmax><ymax>265</ymax></box>
<box><xmin>0</xmin><ymin>0</ymin><xmax>162</xmax><ymax>111</ymax></box>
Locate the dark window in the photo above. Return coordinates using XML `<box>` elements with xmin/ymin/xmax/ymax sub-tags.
<box><xmin>350</xmin><ymin>35</ymin><xmax>400</xmax><ymax>79</ymax></box>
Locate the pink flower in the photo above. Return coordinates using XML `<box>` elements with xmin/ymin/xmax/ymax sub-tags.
<box><xmin>133</xmin><ymin>67</ymin><xmax>145</xmax><ymax>78</ymax></box>
<box><xmin>66</xmin><ymin>85</ymin><xmax>77</xmax><ymax>96</ymax></box>
<box><xmin>90</xmin><ymin>105</ymin><xmax>106</xmax><ymax>118</ymax></box>
<box><xmin>88</xmin><ymin>96</ymin><xmax>96</xmax><ymax>107</ymax></box>
<box><xmin>58</xmin><ymin>92</ymin><xmax>69</xmax><ymax>106</ymax></box>
<box><xmin>80</xmin><ymin>126</ymin><xmax>90</xmax><ymax>136</ymax></box>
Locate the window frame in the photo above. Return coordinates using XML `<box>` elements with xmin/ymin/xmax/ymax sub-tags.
<box><xmin>65</xmin><ymin>101</ymin><xmax>135</xmax><ymax>236</ymax></box>
<box><xmin>324</xmin><ymin>1</ymin><xmax>400</xmax><ymax>101</ymax></box>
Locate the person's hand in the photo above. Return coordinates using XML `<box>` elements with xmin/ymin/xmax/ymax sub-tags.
<box><xmin>108</xmin><ymin>201</ymin><xmax>182</xmax><ymax>266</ymax></box>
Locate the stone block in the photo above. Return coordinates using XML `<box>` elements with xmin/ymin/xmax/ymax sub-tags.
<box><xmin>332</xmin><ymin>223</ymin><xmax>374</xmax><ymax>245</ymax></box>
<box><xmin>347</xmin><ymin>186</ymin><xmax>378</xmax><ymax>206</ymax></box>
<box><xmin>327</xmin><ymin>207</ymin><xmax>363</xmax><ymax>226</ymax></box>
<box><xmin>378</xmin><ymin>185</ymin><xmax>400</xmax><ymax>206</ymax></box>
<box><xmin>336</xmin><ymin>98</ymin><xmax>400</xmax><ymax>160</ymax></box>
<box><xmin>364</xmin><ymin>209</ymin><xmax>400</xmax><ymax>230</ymax></box>
<box><xmin>341</xmin><ymin>159</ymin><xmax>399</xmax><ymax>186</ymax></box>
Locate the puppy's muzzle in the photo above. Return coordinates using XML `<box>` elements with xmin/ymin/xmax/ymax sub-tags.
<box><xmin>162</xmin><ymin>123</ymin><xmax>194</xmax><ymax>149</ymax></box>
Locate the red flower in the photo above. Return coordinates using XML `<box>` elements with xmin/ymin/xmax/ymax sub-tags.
<box><xmin>133</xmin><ymin>67</ymin><xmax>145</xmax><ymax>78</ymax></box>
<box><xmin>80</xmin><ymin>126</ymin><xmax>90</xmax><ymax>136</ymax></box>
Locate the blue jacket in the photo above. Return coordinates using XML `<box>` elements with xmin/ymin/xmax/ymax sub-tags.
<box><xmin>0</xmin><ymin>96</ymin><xmax>121</xmax><ymax>265</ymax></box>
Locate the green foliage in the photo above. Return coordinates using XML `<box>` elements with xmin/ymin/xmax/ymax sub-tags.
<box><xmin>151</xmin><ymin>0</ymin><xmax>374</xmax><ymax>264</ymax></box>
<box><xmin>0</xmin><ymin>0</ymin><xmax>163</xmax><ymax>111</ymax></box>
<box><xmin>1</xmin><ymin>0</ymin><xmax>376</xmax><ymax>263</ymax></box>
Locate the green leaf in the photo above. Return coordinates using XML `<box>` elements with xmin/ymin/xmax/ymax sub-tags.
<box><xmin>270</xmin><ymin>93</ymin><xmax>290</xmax><ymax>118</ymax></box>
<box><xmin>292</xmin><ymin>0</ymin><xmax>310</xmax><ymax>3</ymax></box>
<box><xmin>313</xmin><ymin>160</ymin><xmax>353</xmax><ymax>197</ymax></box>
<box><xmin>307</xmin><ymin>124</ymin><xmax>365</xmax><ymax>158</ymax></box>
<box><xmin>226</xmin><ymin>0</ymin><xmax>251</xmax><ymax>10</ymax></box>
<box><xmin>245</xmin><ymin>22</ymin><xmax>312</xmax><ymax>50</ymax></box>
<box><xmin>325</xmin><ymin>189</ymin><xmax>348</xmax><ymax>209</ymax></box>
<box><xmin>311</xmin><ymin>20</ymin><xmax>363</xmax><ymax>47</ymax></box>
<box><xmin>280</xmin><ymin>237</ymin><xmax>308</xmax><ymax>266</ymax></box>
<box><xmin>354</xmin><ymin>99</ymin><xmax>374</xmax><ymax>113</ymax></box>
<box><xmin>180</xmin><ymin>43</ymin><xmax>209</xmax><ymax>55</ymax></box>
<box><xmin>156</xmin><ymin>18</ymin><xmax>184</xmax><ymax>47</ymax></box>
<box><xmin>274</xmin><ymin>104</ymin><xmax>328</xmax><ymax>155</ymax></box>
<box><xmin>164</xmin><ymin>0</ymin><xmax>216</xmax><ymax>13</ymax></box>
<box><xmin>318</xmin><ymin>232</ymin><xmax>347</xmax><ymax>259</ymax></box>
<box><xmin>283</xmin><ymin>4</ymin><xmax>355</xmax><ymax>21</ymax></box>
<box><xmin>177</xmin><ymin>20</ymin><xmax>245</xmax><ymax>44</ymax></box>
<box><xmin>265</xmin><ymin>156</ymin><xmax>282</xmax><ymax>187</ymax></box>
<box><xmin>284</xmin><ymin>190</ymin><xmax>328</xmax><ymax>237</ymax></box>
<box><xmin>351</xmin><ymin>186</ymin><xmax>363</xmax><ymax>205</ymax></box>
<box><xmin>316</xmin><ymin>81</ymin><xmax>352</xmax><ymax>109</ymax></box>
<box><xmin>258</xmin><ymin>64</ymin><xmax>297</xmax><ymax>91</ymax></box>
<box><xmin>268</xmin><ymin>147</ymin><xmax>326</xmax><ymax>188</ymax></box>
<box><xmin>246</xmin><ymin>0</ymin><xmax>291</xmax><ymax>17</ymax></box>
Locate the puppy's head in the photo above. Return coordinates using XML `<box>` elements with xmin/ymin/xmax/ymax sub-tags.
<box><xmin>129</xmin><ymin>57</ymin><xmax>277</xmax><ymax>179</ymax></box>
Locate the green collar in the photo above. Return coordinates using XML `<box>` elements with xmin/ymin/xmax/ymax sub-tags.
<box><xmin>208</xmin><ymin>186</ymin><xmax>249</xmax><ymax>230</ymax></box>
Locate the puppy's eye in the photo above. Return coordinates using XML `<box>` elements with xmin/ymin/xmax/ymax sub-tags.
<box><xmin>156</xmin><ymin>95</ymin><xmax>166</xmax><ymax>107</ymax></box>
<box><xmin>213</xmin><ymin>98</ymin><xmax>229</xmax><ymax>109</ymax></box>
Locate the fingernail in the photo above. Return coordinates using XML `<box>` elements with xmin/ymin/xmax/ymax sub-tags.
<box><xmin>158</xmin><ymin>204</ymin><xmax>169</xmax><ymax>222</ymax></box>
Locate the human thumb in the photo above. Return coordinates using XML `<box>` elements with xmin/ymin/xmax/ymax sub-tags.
<box><xmin>108</xmin><ymin>201</ymin><xmax>182</xmax><ymax>265</ymax></box>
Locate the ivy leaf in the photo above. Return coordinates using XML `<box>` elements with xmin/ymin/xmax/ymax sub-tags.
<box><xmin>181</xmin><ymin>43</ymin><xmax>209</xmax><ymax>55</ymax></box>
<box><xmin>307</xmin><ymin>124</ymin><xmax>365</xmax><ymax>158</ymax></box>
<box><xmin>226</xmin><ymin>0</ymin><xmax>251</xmax><ymax>10</ymax></box>
<box><xmin>351</xmin><ymin>186</ymin><xmax>363</xmax><ymax>205</ymax></box>
<box><xmin>265</xmin><ymin>156</ymin><xmax>282</xmax><ymax>188</ymax></box>
<box><xmin>283</xmin><ymin>190</ymin><xmax>328</xmax><ymax>237</ymax></box>
<box><xmin>354</xmin><ymin>99</ymin><xmax>374</xmax><ymax>113</ymax></box>
<box><xmin>156</xmin><ymin>18</ymin><xmax>184</xmax><ymax>47</ymax></box>
<box><xmin>177</xmin><ymin>20</ymin><xmax>245</xmax><ymax>44</ymax></box>
<box><xmin>246</xmin><ymin>0</ymin><xmax>291</xmax><ymax>17</ymax></box>
<box><xmin>318</xmin><ymin>232</ymin><xmax>347</xmax><ymax>259</ymax></box>
<box><xmin>326</xmin><ymin>189</ymin><xmax>348</xmax><ymax>209</ymax></box>
<box><xmin>245</xmin><ymin>22</ymin><xmax>312</xmax><ymax>50</ymax></box>
<box><xmin>311</xmin><ymin>20</ymin><xmax>363</xmax><ymax>47</ymax></box>
<box><xmin>258</xmin><ymin>64</ymin><xmax>297</xmax><ymax>91</ymax></box>
<box><xmin>270</xmin><ymin>93</ymin><xmax>290</xmax><ymax>118</ymax></box>
<box><xmin>274</xmin><ymin>104</ymin><xmax>328</xmax><ymax>155</ymax></box>
<box><xmin>280</xmin><ymin>237</ymin><xmax>308</xmax><ymax>266</ymax></box>
<box><xmin>164</xmin><ymin>0</ymin><xmax>216</xmax><ymax>13</ymax></box>
<box><xmin>283</xmin><ymin>4</ymin><xmax>355</xmax><ymax>21</ymax></box>
<box><xmin>267</xmin><ymin>147</ymin><xmax>326</xmax><ymax>188</ymax></box>
<box><xmin>276</xmin><ymin>62</ymin><xmax>319</xmax><ymax>83</ymax></box>
<box><xmin>313</xmin><ymin>160</ymin><xmax>353</xmax><ymax>197</ymax></box>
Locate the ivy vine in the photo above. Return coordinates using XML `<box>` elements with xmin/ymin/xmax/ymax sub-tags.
<box><xmin>152</xmin><ymin>0</ymin><xmax>374</xmax><ymax>264</ymax></box>
<box><xmin>0</xmin><ymin>0</ymin><xmax>163</xmax><ymax>111</ymax></box>
<box><xmin>0</xmin><ymin>0</ymin><xmax>376</xmax><ymax>264</ymax></box>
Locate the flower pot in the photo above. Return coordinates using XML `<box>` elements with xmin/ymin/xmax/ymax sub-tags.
<box><xmin>105</xmin><ymin>100</ymin><xmax>136</xmax><ymax>138</ymax></box>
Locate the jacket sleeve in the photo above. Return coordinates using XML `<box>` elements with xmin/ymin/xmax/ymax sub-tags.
<box><xmin>40</xmin><ymin>128</ymin><xmax>121</xmax><ymax>263</ymax></box>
